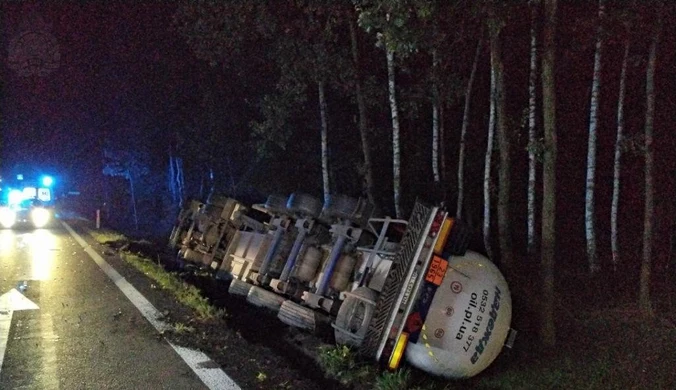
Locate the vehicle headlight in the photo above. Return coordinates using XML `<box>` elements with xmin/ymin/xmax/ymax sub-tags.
<box><xmin>0</xmin><ymin>207</ymin><xmax>16</xmax><ymax>228</ymax></box>
<box><xmin>30</xmin><ymin>207</ymin><xmax>51</xmax><ymax>228</ymax></box>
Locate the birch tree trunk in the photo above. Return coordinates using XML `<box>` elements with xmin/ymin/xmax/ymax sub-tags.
<box><xmin>541</xmin><ymin>0</ymin><xmax>558</xmax><ymax>347</ymax></box>
<box><xmin>439</xmin><ymin>106</ymin><xmax>446</xmax><ymax>183</ymax></box>
<box><xmin>318</xmin><ymin>81</ymin><xmax>330</xmax><ymax>203</ymax></box>
<box><xmin>484</xmin><ymin>67</ymin><xmax>496</xmax><ymax>261</ymax></box>
<box><xmin>611</xmin><ymin>35</ymin><xmax>630</xmax><ymax>270</ymax></box>
<box><xmin>527</xmin><ymin>1</ymin><xmax>539</xmax><ymax>257</ymax></box>
<box><xmin>490</xmin><ymin>15</ymin><xmax>513</xmax><ymax>269</ymax></box>
<box><xmin>585</xmin><ymin>0</ymin><xmax>605</xmax><ymax>274</ymax></box>
<box><xmin>457</xmin><ymin>39</ymin><xmax>482</xmax><ymax>219</ymax></box>
<box><xmin>206</xmin><ymin>166</ymin><xmax>215</xmax><ymax>203</ymax></box>
<box><xmin>128</xmin><ymin>172</ymin><xmax>139</xmax><ymax>231</ymax></box>
<box><xmin>640</xmin><ymin>7</ymin><xmax>661</xmax><ymax>318</ymax></box>
<box><xmin>169</xmin><ymin>156</ymin><xmax>185</xmax><ymax>208</ymax></box>
<box><xmin>169</xmin><ymin>155</ymin><xmax>177</xmax><ymax>204</ymax></box>
<box><xmin>349</xmin><ymin>20</ymin><xmax>375</xmax><ymax>205</ymax></box>
<box><xmin>177</xmin><ymin>158</ymin><xmax>185</xmax><ymax>206</ymax></box>
<box><xmin>387</xmin><ymin>48</ymin><xmax>402</xmax><ymax>218</ymax></box>
<box><xmin>432</xmin><ymin>48</ymin><xmax>440</xmax><ymax>183</ymax></box>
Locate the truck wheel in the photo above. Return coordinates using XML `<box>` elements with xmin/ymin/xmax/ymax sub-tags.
<box><xmin>287</xmin><ymin>193</ymin><xmax>322</xmax><ymax>218</ymax></box>
<box><xmin>228</xmin><ymin>279</ymin><xmax>253</xmax><ymax>297</ymax></box>
<box><xmin>278</xmin><ymin>300</ymin><xmax>316</xmax><ymax>331</ymax></box>
<box><xmin>265</xmin><ymin>194</ymin><xmax>289</xmax><ymax>215</ymax></box>
<box><xmin>323</xmin><ymin>194</ymin><xmax>358</xmax><ymax>220</ymax></box>
<box><xmin>334</xmin><ymin>287</ymin><xmax>378</xmax><ymax>347</ymax></box>
<box><xmin>246</xmin><ymin>286</ymin><xmax>286</xmax><ymax>313</ymax></box>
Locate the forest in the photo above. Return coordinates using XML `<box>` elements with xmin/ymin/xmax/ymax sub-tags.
<box><xmin>3</xmin><ymin>0</ymin><xmax>673</xmax><ymax>350</ymax></box>
<box><xmin>164</xmin><ymin>0</ymin><xmax>675</xmax><ymax>346</ymax></box>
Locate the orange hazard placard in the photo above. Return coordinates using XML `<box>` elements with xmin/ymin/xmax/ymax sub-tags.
<box><xmin>425</xmin><ymin>256</ymin><xmax>448</xmax><ymax>286</ymax></box>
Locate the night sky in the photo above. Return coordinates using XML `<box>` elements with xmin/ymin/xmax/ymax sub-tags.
<box><xmin>1</xmin><ymin>2</ymin><xmax>195</xmax><ymax>195</ymax></box>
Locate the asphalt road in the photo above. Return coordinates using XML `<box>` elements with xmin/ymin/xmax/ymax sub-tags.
<box><xmin>0</xmin><ymin>224</ymin><xmax>212</xmax><ymax>389</ymax></box>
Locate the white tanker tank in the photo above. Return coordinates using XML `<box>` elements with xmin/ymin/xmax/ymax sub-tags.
<box><xmin>404</xmin><ymin>250</ymin><xmax>512</xmax><ymax>378</ymax></box>
<box><xmin>337</xmin><ymin>203</ymin><xmax>515</xmax><ymax>379</ymax></box>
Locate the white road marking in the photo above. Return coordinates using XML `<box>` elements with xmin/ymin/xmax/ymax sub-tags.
<box><xmin>62</xmin><ymin>221</ymin><xmax>241</xmax><ymax>390</ymax></box>
<box><xmin>0</xmin><ymin>288</ymin><xmax>40</xmax><ymax>373</ymax></box>
<box><xmin>0</xmin><ymin>310</ymin><xmax>14</xmax><ymax>374</ymax></box>
<box><xmin>40</xmin><ymin>313</ymin><xmax>60</xmax><ymax>389</ymax></box>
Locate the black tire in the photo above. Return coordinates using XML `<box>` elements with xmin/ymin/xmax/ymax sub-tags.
<box><xmin>277</xmin><ymin>300</ymin><xmax>316</xmax><ymax>331</ymax></box>
<box><xmin>265</xmin><ymin>194</ymin><xmax>289</xmax><ymax>215</ymax></box>
<box><xmin>246</xmin><ymin>286</ymin><xmax>286</xmax><ymax>313</ymax></box>
<box><xmin>323</xmin><ymin>194</ymin><xmax>358</xmax><ymax>220</ymax></box>
<box><xmin>228</xmin><ymin>279</ymin><xmax>253</xmax><ymax>297</ymax></box>
<box><xmin>287</xmin><ymin>193</ymin><xmax>322</xmax><ymax>218</ymax></box>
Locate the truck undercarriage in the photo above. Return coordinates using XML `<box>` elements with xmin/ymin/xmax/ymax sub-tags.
<box><xmin>168</xmin><ymin>193</ymin><xmax>515</xmax><ymax>378</ymax></box>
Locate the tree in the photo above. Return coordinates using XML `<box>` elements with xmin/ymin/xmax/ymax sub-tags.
<box><xmin>541</xmin><ymin>0</ymin><xmax>558</xmax><ymax>347</ymax></box>
<box><xmin>611</xmin><ymin>17</ymin><xmax>631</xmax><ymax>270</ymax></box>
<box><xmin>348</xmin><ymin>17</ymin><xmax>376</xmax><ymax>205</ymax></box>
<box><xmin>484</xmin><ymin>66</ymin><xmax>496</xmax><ymax>261</ymax></box>
<box><xmin>386</xmin><ymin>48</ymin><xmax>402</xmax><ymax>217</ymax></box>
<box><xmin>284</xmin><ymin>2</ymin><xmax>343</xmax><ymax>203</ymax></box>
<box><xmin>356</xmin><ymin>0</ymin><xmax>422</xmax><ymax>218</ymax></box>
<box><xmin>640</xmin><ymin>3</ymin><xmax>662</xmax><ymax>318</ymax></box>
<box><xmin>527</xmin><ymin>0</ymin><xmax>539</xmax><ymax>257</ymax></box>
<box><xmin>168</xmin><ymin>154</ymin><xmax>185</xmax><ymax>208</ymax></box>
<box><xmin>431</xmin><ymin>46</ymin><xmax>441</xmax><ymax>183</ymax></box>
<box><xmin>175</xmin><ymin>1</ymin><xmax>279</xmax><ymax>197</ymax></box>
<box><xmin>318</xmin><ymin>81</ymin><xmax>331</xmax><ymax>202</ymax></box>
<box><xmin>102</xmin><ymin>146</ymin><xmax>150</xmax><ymax>231</ymax></box>
<box><xmin>489</xmin><ymin>3</ymin><xmax>513</xmax><ymax>269</ymax></box>
<box><xmin>456</xmin><ymin>39</ymin><xmax>483</xmax><ymax>220</ymax></box>
<box><xmin>585</xmin><ymin>0</ymin><xmax>605</xmax><ymax>274</ymax></box>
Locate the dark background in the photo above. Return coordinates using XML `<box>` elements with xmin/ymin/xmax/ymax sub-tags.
<box><xmin>1</xmin><ymin>1</ymin><xmax>675</xmax><ymax>309</ymax></box>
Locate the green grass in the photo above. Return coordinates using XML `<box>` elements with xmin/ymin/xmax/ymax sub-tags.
<box><xmin>374</xmin><ymin>368</ymin><xmax>412</xmax><ymax>390</ymax></box>
<box><xmin>89</xmin><ymin>229</ymin><xmax>128</xmax><ymax>245</ymax></box>
<box><xmin>119</xmin><ymin>251</ymin><xmax>222</xmax><ymax>320</ymax></box>
<box><xmin>172</xmin><ymin>322</ymin><xmax>196</xmax><ymax>334</ymax></box>
<box><xmin>317</xmin><ymin>345</ymin><xmax>377</xmax><ymax>386</ymax></box>
<box><xmin>88</xmin><ymin>229</ymin><xmax>222</xmax><ymax>321</ymax></box>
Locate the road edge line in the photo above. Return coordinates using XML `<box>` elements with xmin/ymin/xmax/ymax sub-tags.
<box><xmin>0</xmin><ymin>311</ymin><xmax>13</xmax><ymax>373</ymax></box>
<box><xmin>62</xmin><ymin>221</ymin><xmax>241</xmax><ymax>390</ymax></box>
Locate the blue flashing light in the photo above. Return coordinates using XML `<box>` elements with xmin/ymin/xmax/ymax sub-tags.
<box><xmin>8</xmin><ymin>189</ymin><xmax>24</xmax><ymax>206</ymax></box>
<box><xmin>42</xmin><ymin>176</ymin><xmax>54</xmax><ymax>187</ymax></box>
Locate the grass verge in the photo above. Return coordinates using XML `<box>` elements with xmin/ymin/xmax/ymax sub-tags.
<box><xmin>317</xmin><ymin>345</ymin><xmax>377</xmax><ymax>386</ymax></box>
<box><xmin>88</xmin><ymin>229</ymin><xmax>128</xmax><ymax>245</ymax></box>
<box><xmin>88</xmin><ymin>229</ymin><xmax>221</xmax><ymax>321</ymax></box>
<box><xmin>120</xmin><ymin>251</ymin><xmax>222</xmax><ymax>320</ymax></box>
<box><xmin>172</xmin><ymin>322</ymin><xmax>196</xmax><ymax>334</ymax></box>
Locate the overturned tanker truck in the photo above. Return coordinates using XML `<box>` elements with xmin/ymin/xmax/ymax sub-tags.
<box><xmin>169</xmin><ymin>192</ymin><xmax>516</xmax><ymax>379</ymax></box>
